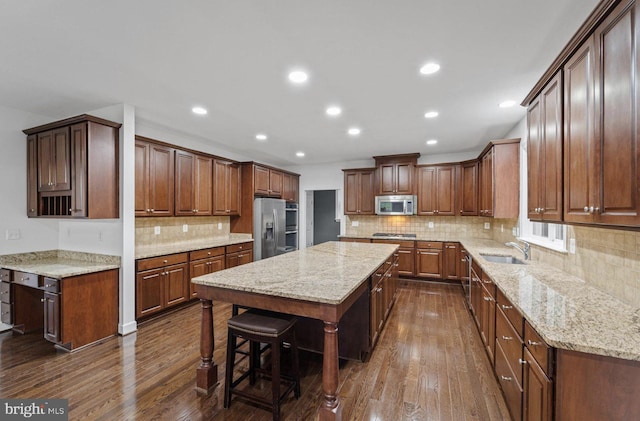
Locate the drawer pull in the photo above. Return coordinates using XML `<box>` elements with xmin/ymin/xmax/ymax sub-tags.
<box><xmin>45</xmin><ymin>284</ymin><xmax>54</xmax><ymax>288</ymax></box>
<box><xmin>501</xmin><ymin>305</ymin><xmax>513</xmax><ymax>309</ymax></box>
<box><xmin>483</xmin><ymin>296</ymin><xmax>492</xmax><ymax>302</ymax></box>
<box><xmin>500</xmin><ymin>375</ymin><xmax>512</xmax><ymax>382</ymax></box>
<box><xmin>376</xmin><ymin>273</ymin><xmax>383</xmax><ymax>277</ymax></box>
<box><xmin>528</xmin><ymin>340</ymin><xmax>541</xmax><ymax>347</ymax></box>
<box><xmin>40</xmin><ymin>298</ymin><xmax>45</xmax><ymax>303</ymax></box>
<box><xmin>482</xmin><ymin>279</ymin><xmax>492</xmax><ymax>284</ymax></box>
<box><xmin>501</xmin><ymin>336</ymin><xmax>513</xmax><ymax>341</ymax></box>
<box><xmin>21</xmin><ymin>277</ymin><xmax>30</xmax><ymax>282</ymax></box>
<box><xmin>519</xmin><ymin>359</ymin><xmax>527</xmax><ymax>365</ymax></box>
<box><xmin>0</xmin><ymin>291</ymin><xmax>7</xmax><ymax>295</ymax></box>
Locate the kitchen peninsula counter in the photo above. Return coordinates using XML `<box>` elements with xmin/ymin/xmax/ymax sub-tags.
<box><xmin>191</xmin><ymin>241</ymin><xmax>399</xmax><ymax>421</ymax></box>
<box><xmin>0</xmin><ymin>250</ymin><xmax>120</xmax><ymax>278</ymax></box>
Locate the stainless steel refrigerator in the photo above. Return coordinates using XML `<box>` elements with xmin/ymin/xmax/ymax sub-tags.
<box><xmin>253</xmin><ymin>197</ymin><xmax>288</xmax><ymax>260</ymax></box>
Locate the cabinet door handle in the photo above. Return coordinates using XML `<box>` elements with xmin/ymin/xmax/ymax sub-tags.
<box><xmin>501</xmin><ymin>305</ymin><xmax>513</xmax><ymax>309</ymax></box>
<box><xmin>500</xmin><ymin>375</ymin><xmax>512</xmax><ymax>382</ymax></box>
<box><xmin>519</xmin><ymin>359</ymin><xmax>527</xmax><ymax>365</ymax></box>
<box><xmin>584</xmin><ymin>206</ymin><xmax>589</xmax><ymax>212</ymax></box>
<box><xmin>501</xmin><ymin>336</ymin><xmax>513</xmax><ymax>341</ymax></box>
<box><xmin>527</xmin><ymin>340</ymin><xmax>541</xmax><ymax>347</ymax></box>
<box><xmin>483</xmin><ymin>296</ymin><xmax>492</xmax><ymax>301</ymax></box>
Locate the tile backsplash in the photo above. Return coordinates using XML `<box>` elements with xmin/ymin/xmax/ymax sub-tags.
<box><xmin>136</xmin><ymin>216</ymin><xmax>231</xmax><ymax>248</ymax></box>
<box><xmin>345</xmin><ymin>215</ymin><xmax>640</xmax><ymax>307</ymax></box>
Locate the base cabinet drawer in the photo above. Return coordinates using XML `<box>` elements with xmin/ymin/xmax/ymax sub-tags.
<box><xmin>495</xmin><ymin>340</ymin><xmax>523</xmax><ymax>421</ymax></box>
<box><xmin>1</xmin><ymin>302</ymin><xmax>12</xmax><ymax>324</ymax></box>
<box><xmin>0</xmin><ymin>281</ymin><xmax>11</xmax><ymax>304</ymax></box>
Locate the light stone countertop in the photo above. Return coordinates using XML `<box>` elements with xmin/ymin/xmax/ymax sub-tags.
<box><xmin>0</xmin><ymin>250</ymin><xmax>120</xmax><ymax>279</ymax></box>
<box><xmin>135</xmin><ymin>234</ymin><xmax>254</xmax><ymax>259</ymax></box>
<box><xmin>191</xmin><ymin>241</ymin><xmax>398</xmax><ymax>305</ymax></box>
<box><xmin>461</xmin><ymin>239</ymin><xmax>640</xmax><ymax>362</ymax></box>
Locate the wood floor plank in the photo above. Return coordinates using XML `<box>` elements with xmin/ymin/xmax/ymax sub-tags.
<box><xmin>0</xmin><ymin>281</ymin><xmax>511</xmax><ymax>420</ymax></box>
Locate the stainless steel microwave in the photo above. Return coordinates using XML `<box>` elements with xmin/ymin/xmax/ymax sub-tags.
<box><xmin>375</xmin><ymin>195</ymin><xmax>417</xmax><ymax>215</ymax></box>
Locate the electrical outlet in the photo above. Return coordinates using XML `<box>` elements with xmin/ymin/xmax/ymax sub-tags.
<box><xmin>428</xmin><ymin>222</ymin><xmax>434</xmax><ymax>229</ymax></box>
<box><xmin>154</xmin><ymin>226</ymin><xmax>161</xmax><ymax>235</ymax></box>
<box><xmin>484</xmin><ymin>222</ymin><xmax>490</xmax><ymax>230</ymax></box>
<box><xmin>5</xmin><ymin>229</ymin><xmax>20</xmax><ymax>240</ymax></box>
<box><xmin>352</xmin><ymin>221</ymin><xmax>359</xmax><ymax>227</ymax></box>
<box><xmin>218</xmin><ymin>222</ymin><xmax>222</xmax><ymax>230</ymax></box>
<box><xmin>183</xmin><ymin>224</ymin><xmax>188</xmax><ymax>233</ymax></box>
<box><xmin>569</xmin><ymin>238</ymin><xmax>576</xmax><ymax>254</ymax></box>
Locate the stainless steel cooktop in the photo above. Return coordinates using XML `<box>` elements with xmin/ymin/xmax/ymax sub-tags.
<box><xmin>372</xmin><ymin>233</ymin><xmax>417</xmax><ymax>238</ymax></box>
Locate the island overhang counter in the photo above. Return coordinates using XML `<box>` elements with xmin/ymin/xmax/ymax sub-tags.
<box><xmin>191</xmin><ymin>241</ymin><xmax>398</xmax><ymax>421</ymax></box>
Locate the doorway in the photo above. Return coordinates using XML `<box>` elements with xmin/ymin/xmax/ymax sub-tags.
<box><xmin>306</xmin><ymin>190</ymin><xmax>340</xmax><ymax>246</ymax></box>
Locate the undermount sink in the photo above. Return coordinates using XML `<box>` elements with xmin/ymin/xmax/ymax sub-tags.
<box><xmin>480</xmin><ymin>254</ymin><xmax>526</xmax><ymax>265</ymax></box>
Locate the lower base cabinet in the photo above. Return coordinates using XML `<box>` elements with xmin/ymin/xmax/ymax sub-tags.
<box><xmin>416</xmin><ymin>241</ymin><xmax>443</xmax><ymax>278</ymax></box>
<box><xmin>5</xmin><ymin>269</ymin><xmax>118</xmax><ymax>351</ymax></box>
<box><xmin>523</xmin><ymin>348</ymin><xmax>552</xmax><ymax>421</ymax></box>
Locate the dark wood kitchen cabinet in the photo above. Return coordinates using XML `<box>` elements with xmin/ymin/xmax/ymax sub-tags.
<box><xmin>343</xmin><ymin>168</ymin><xmax>376</xmax><ymax>215</ymax></box>
<box><xmin>136</xmin><ymin>253</ymin><xmax>189</xmax><ymax>319</ymax></box>
<box><xmin>0</xmin><ymin>270</ymin><xmax>12</xmax><ymax>325</ymax></box>
<box><xmin>478</xmin><ymin>139</ymin><xmax>520</xmax><ymax>218</ymax></box>
<box><xmin>523</xmin><ymin>347</ymin><xmax>553</xmax><ymax>421</ymax></box>
<box><xmin>24</xmin><ymin>115</ymin><xmax>120</xmax><ymax>218</ymax></box>
<box><xmin>443</xmin><ymin>242</ymin><xmax>460</xmax><ymax>280</ymax></box>
<box><xmin>458</xmin><ymin>160</ymin><xmax>479</xmax><ymax>216</ymax></box>
<box><xmin>225</xmin><ymin>242</ymin><xmax>254</xmax><ymax>267</ymax></box>
<box><xmin>175</xmin><ymin>150</ymin><xmax>213</xmax><ymax>216</ymax></box>
<box><xmin>35</xmin><ymin>127</ymin><xmax>71</xmax><ymax>192</ymax></box>
<box><xmin>372</xmin><ymin>239</ymin><xmax>415</xmax><ymax>276</ymax></box>
<box><xmin>213</xmin><ymin>159</ymin><xmax>241</xmax><ymax>216</ymax></box>
<box><xmin>415</xmin><ymin>241</ymin><xmax>443</xmax><ymax>279</ymax></box>
<box><xmin>282</xmin><ymin>172</ymin><xmax>299</xmax><ymax>203</ymax></box>
<box><xmin>135</xmin><ymin>137</ymin><xmax>175</xmax><ymax>217</ymax></box>
<box><xmin>6</xmin><ymin>268</ymin><xmax>118</xmax><ymax>350</ymax></box>
<box><xmin>527</xmin><ymin>72</ymin><xmax>563</xmax><ymax>222</ymax></box>
<box><xmin>416</xmin><ymin>165</ymin><xmax>456</xmax><ymax>216</ymax></box>
<box><xmin>374</xmin><ymin>153</ymin><xmax>419</xmax><ymax>195</ymax></box>
<box><xmin>254</xmin><ymin>164</ymin><xmax>283</xmax><ymax>197</ymax></box>
<box><xmin>478</xmin><ymin>272</ymin><xmax>496</xmax><ymax>364</ymax></box>
<box><xmin>189</xmin><ymin>247</ymin><xmax>225</xmax><ymax>298</ymax></box>
<box><xmin>563</xmin><ymin>0</ymin><xmax>640</xmax><ymax>226</ymax></box>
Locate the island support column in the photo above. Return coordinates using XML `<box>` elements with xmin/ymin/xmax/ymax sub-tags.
<box><xmin>320</xmin><ymin>321</ymin><xmax>342</xmax><ymax>421</ymax></box>
<box><xmin>196</xmin><ymin>299</ymin><xmax>218</xmax><ymax>394</ymax></box>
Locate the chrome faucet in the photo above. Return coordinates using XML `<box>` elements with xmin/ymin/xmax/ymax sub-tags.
<box><xmin>505</xmin><ymin>241</ymin><xmax>530</xmax><ymax>260</ymax></box>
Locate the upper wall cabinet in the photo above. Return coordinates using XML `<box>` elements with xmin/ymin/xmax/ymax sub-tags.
<box><xmin>458</xmin><ymin>160</ymin><xmax>479</xmax><ymax>216</ymax></box>
<box><xmin>479</xmin><ymin>139</ymin><xmax>520</xmax><ymax>219</ymax></box>
<box><xmin>175</xmin><ymin>150</ymin><xmax>213</xmax><ymax>216</ymax></box>
<box><xmin>564</xmin><ymin>0</ymin><xmax>640</xmax><ymax>226</ymax></box>
<box><xmin>344</xmin><ymin>168</ymin><xmax>376</xmax><ymax>215</ymax></box>
<box><xmin>254</xmin><ymin>165</ymin><xmax>283</xmax><ymax>197</ymax></box>
<box><xmin>24</xmin><ymin>115</ymin><xmax>121</xmax><ymax>219</ymax></box>
<box><xmin>416</xmin><ymin>164</ymin><xmax>456</xmax><ymax>216</ymax></box>
<box><xmin>282</xmin><ymin>172</ymin><xmax>299</xmax><ymax>203</ymax></box>
<box><xmin>374</xmin><ymin>153</ymin><xmax>420</xmax><ymax>195</ymax></box>
<box><xmin>135</xmin><ymin>138</ymin><xmax>174</xmax><ymax>217</ymax></box>
<box><xmin>528</xmin><ymin>72</ymin><xmax>563</xmax><ymax>222</ymax></box>
<box><xmin>213</xmin><ymin>159</ymin><xmax>240</xmax><ymax>216</ymax></box>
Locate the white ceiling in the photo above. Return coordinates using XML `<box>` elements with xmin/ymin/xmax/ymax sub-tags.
<box><xmin>0</xmin><ymin>0</ymin><xmax>599</xmax><ymax>167</ymax></box>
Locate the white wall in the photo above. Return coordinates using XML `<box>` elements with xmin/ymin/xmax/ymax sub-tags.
<box><xmin>0</xmin><ymin>105</ymin><xmax>59</xmax><ymax>254</ymax></box>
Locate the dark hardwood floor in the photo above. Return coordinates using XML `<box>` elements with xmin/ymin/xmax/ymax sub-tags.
<box><xmin>0</xmin><ymin>281</ymin><xmax>510</xmax><ymax>420</ymax></box>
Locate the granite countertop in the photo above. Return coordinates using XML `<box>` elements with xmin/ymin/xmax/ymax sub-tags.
<box><xmin>135</xmin><ymin>234</ymin><xmax>254</xmax><ymax>259</ymax></box>
<box><xmin>340</xmin><ymin>234</ymin><xmax>465</xmax><ymax>242</ymax></box>
<box><xmin>460</xmin><ymin>239</ymin><xmax>640</xmax><ymax>362</ymax></box>
<box><xmin>0</xmin><ymin>250</ymin><xmax>120</xmax><ymax>279</ymax></box>
<box><xmin>192</xmin><ymin>241</ymin><xmax>398</xmax><ymax>305</ymax></box>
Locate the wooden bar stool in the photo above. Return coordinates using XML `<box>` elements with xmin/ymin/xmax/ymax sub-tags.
<box><xmin>224</xmin><ymin>310</ymin><xmax>301</xmax><ymax>421</ymax></box>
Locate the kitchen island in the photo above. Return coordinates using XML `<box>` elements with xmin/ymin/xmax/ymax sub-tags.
<box><xmin>191</xmin><ymin>241</ymin><xmax>398</xmax><ymax>421</ymax></box>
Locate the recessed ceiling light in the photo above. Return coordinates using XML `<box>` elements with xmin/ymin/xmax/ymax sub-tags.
<box><xmin>424</xmin><ymin>111</ymin><xmax>439</xmax><ymax>118</ymax></box>
<box><xmin>296</xmin><ymin>151</ymin><xmax>305</xmax><ymax>157</ymax></box>
<box><xmin>499</xmin><ymin>100</ymin><xmax>517</xmax><ymax>108</ymax></box>
<box><xmin>288</xmin><ymin>70</ymin><xmax>309</xmax><ymax>84</ymax></box>
<box><xmin>419</xmin><ymin>62</ymin><xmax>440</xmax><ymax>75</ymax></box>
<box><xmin>426</xmin><ymin>139</ymin><xmax>438</xmax><ymax>145</ymax></box>
<box><xmin>347</xmin><ymin>127</ymin><xmax>361</xmax><ymax>136</ymax></box>
<box><xmin>192</xmin><ymin>106</ymin><xmax>207</xmax><ymax>115</ymax></box>
<box><xmin>255</xmin><ymin>134</ymin><xmax>267</xmax><ymax>141</ymax></box>
<box><xmin>326</xmin><ymin>106</ymin><xmax>342</xmax><ymax>117</ymax></box>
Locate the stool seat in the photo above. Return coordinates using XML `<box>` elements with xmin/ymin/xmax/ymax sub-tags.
<box><xmin>227</xmin><ymin>311</ymin><xmax>296</xmax><ymax>337</ymax></box>
<box><xmin>224</xmin><ymin>309</ymin><xmax>301</xmax><ymax>421</ymax></box>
